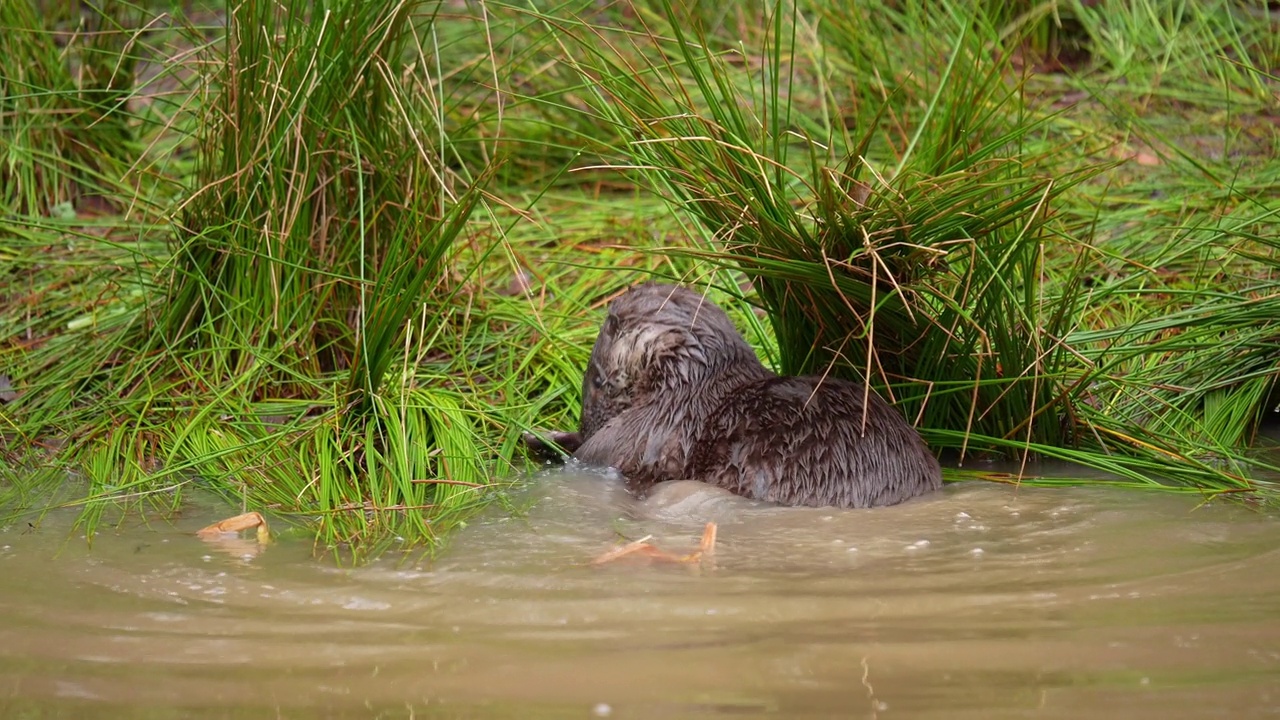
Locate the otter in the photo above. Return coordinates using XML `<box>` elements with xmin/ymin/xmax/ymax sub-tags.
<box><xmin>527</xmin><ymin>283</ymin><xmax>942</xmax><ymax>508</ymax></box>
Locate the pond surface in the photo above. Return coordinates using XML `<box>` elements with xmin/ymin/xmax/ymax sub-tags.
<box><xmin>2</xmin><ymin>470</ymin><xmax>1279</xmax><ymax>719</ymax></box>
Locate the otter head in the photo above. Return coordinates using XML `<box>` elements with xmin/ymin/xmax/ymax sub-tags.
<box><xmin>577</xmin><ymin>283</ymin><xmax>767</xmax><ymax>441</ymax></box>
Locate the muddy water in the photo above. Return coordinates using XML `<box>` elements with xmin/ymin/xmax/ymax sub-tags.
<box><xmin>2</xmin><ymin>472</ymin><xmax>1279</xmax><ymax>719</ymax></box>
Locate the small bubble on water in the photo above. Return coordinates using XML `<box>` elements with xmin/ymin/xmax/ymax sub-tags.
<box><xmin>342</xmin><ymin>597</ymin><xmax>390</xmax><ymax>611</ymax></box>
<box><xmin>1140</xmin><ymin>677</ymin><xmax>1150</xmax><ymax>686</ymax></box>
<box><xmin>875</xmin><ymin>701</ymin><xmax>889</xmax><ymax>711</ymax></box>
<box><xmin>970</xmin><ymin>548</ymin><xmax>984</xmax><ymax>556</ymax></box>
<box><xmin>201</xmin><ymin>555</ymin><xmax>213</xmax><ymax>562</ymax></box>
<box><xmin>955</xmin><ymin>511</ymin><xmax>971</xmax><ymax>519</ymax></box>
<box><xmin>593</xmin><ymin>703</ymin><xmax>612</xmax><ymax>717</ymax></box>
<box><xmin>847</xmin><ymin>547</ymin><xmax>858</xmax><ymax>553</ymax></box>
<box><xmin>705</xmin><ymin>608</ymin><xmax>718</xmax><ymax>616</ymax></box>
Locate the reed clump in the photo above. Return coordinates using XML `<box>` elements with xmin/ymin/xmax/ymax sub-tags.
<box><xmin>549</xmin><ymin>0</ymin><xmax>1278</xmax><ymax>489</ymax></box>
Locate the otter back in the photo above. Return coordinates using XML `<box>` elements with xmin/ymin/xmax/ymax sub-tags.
<box><xmin>686</xmin><ymin>375</ymin><xmax>942</xmax><ymax>508</ymax></box>
<box><xmin>568</xmin><ymin>283</ymin><xmax>943</xmax><ymax>509</ymax></box>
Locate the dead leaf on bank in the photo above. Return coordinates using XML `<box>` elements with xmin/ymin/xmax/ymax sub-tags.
<box><xmin>497</xmin><ymin>268</ymin><xmax>536</xmax><ymax>297</ymax></box>
<box><xmin>1109</xmin><ymin>143</ymin><xmax>1162</xmax><ymax>167</ymax></box>
<box><xmin>0</xmin><ymin>375</ymin><xmax>18</xmax><ymax>404</ymax></box>
<box><xmin>591</xmin><ymin>522</ymin><xmax>718</xmax><ymax>567</ymax></box>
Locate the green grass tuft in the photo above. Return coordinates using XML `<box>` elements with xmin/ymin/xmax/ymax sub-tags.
<box><xmin>1</xmin><ymin>0</ymin><xmax>1277</xmax><ymax>556</ymax></box>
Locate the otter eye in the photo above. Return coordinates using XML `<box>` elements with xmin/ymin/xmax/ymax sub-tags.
<box><xmin>591</xmin><ymin>372</ymin><xmax>605</xmax><ymax>389</ymax></box>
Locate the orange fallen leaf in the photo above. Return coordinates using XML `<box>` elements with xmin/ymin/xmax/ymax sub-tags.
<box><xmin>591</xmin><ymin>522</ymin><xmax>718</xmax><ymax>566</ymax></box>
<box><xmin>699</xmin><ymin>521</ymin><xmax>717</xmax><ymax>557</ymax></box>
<box><xmin>197</xmin><ymin>511</ymin><xmax>270</xmax><ymax>545</ymax></box>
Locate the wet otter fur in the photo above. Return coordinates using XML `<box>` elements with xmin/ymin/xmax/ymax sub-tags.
<box><xmin>532</xmin><ymin>283</ymin><xmax>942</xmax><ymax>508</ymax></box>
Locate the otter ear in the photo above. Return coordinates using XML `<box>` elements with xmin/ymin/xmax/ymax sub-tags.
<box><xmin>600</xmin><ymin>312</ymin><xmax>619</xmax><ymax>339</ymax></box>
